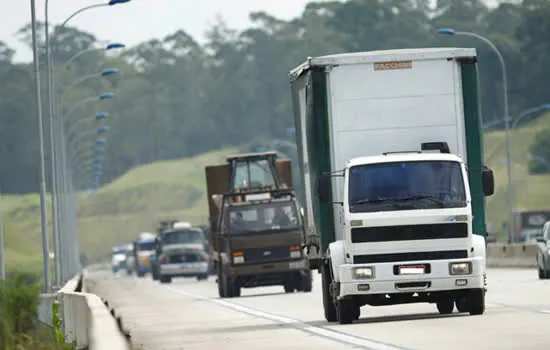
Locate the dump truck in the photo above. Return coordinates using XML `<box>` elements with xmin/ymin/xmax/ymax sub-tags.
<box><xmin>289</xmin><ymin>47</ymin><xmax>495</xmax><ymax>324</ymax></box>
<box><xmin>205</xmin><ymin>152</ymin><xmax>312</xmax><ymax>297</ymax></box>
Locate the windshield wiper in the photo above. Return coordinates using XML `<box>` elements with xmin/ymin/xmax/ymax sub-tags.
<box><xmin>351</xmin><ymin>195</ymin><xmax>446</xmax><ymax>208</ymax></box>
<box><xmin>350</xmin><ymin>198</ymin><xmax>407</xmax><ymax>209</ymax></box>
<box><xmin>396</xmin><ymin>195</ymin><xmax>445</xmax><ymax>208</ymax></box>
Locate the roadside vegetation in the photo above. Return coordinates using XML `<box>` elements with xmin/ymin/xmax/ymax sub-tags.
<box><xmin>0</xmin><ymin>273</ymin><xmax>74</xmax><ymax>349</ymax></box>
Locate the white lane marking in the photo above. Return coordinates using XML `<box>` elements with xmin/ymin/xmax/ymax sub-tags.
<box><xmin>539</xmin><ymin>310</ymin><xmax>550</xmax><ymax>314</ymax></box>
<box><xmin>166</xmin><ymin>286</ymin><xmax>408</xmax><ymax>350</ymax></box>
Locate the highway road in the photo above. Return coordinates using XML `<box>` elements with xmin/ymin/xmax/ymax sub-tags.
<box><xmin>85</xmin><ymin>268</ymin><xmax>550</xmax><ymax>350</ymax></box>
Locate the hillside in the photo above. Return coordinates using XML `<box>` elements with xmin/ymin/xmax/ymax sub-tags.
<box><xmin>484</xmin><ymin>113</ymin><xmax>550</xmax><ymax>237</ymax></box>
<box><xmin>1</xmin><ymin>114</ymin><xmax>550</xmax><ymax>271</ymax></box>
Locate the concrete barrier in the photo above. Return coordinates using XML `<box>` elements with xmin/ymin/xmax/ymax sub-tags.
<box><xmin>37</xmin><ymin>270</ymin><xmax>129</xmax><ymax>350</ymax></box>
<box><xmin>486</xmin><ymin>243</ymin><xmax>538</xmax><ymax>268</ymax></box>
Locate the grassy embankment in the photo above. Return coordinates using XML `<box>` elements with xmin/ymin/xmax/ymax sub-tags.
<box><xmin>2</xmin><ymin>114</ymin><xmax>550</xmax><ymax>271</ymax></box>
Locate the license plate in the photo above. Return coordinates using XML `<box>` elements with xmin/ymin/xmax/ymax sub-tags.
<box><xmin>289</xmin><ymin>261</ymin><xmax>305</xmax><ymax>270</ymax></box>
<box><xmin>398</xmin><ymin>265</ymin><xmax>425</xmax><ymax>275</ymax></box>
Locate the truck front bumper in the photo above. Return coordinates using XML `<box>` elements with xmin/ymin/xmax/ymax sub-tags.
<box><xmin>160</xmin><ymin>262</ymin><xmax>209</xmax><ymax>277</ymax></box>
<box><xmin>228</xmin><ymin>259</ymin><xmax>309</xmax><ymax>288</ymax></box>
<box><xmin>338</xmin><ymin>257</ymin><xmax>485</xmax><ymax>298</ymax></box>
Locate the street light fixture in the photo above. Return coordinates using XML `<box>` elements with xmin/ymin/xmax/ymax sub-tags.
<box><xmin>44</xmin><ymin>0</ymin><xmax>132</xmax><ymax>285</ymax></box>
<box><xmin>95</xmin><ymin>112</ymin><xmax>109</xmax><ymax>121</ymax></box>
<box><xmin>437</xmin><ymin>27</ymin><xmax>515</xmax><ymax>240</ymax></box>
<box><xmin>62</xmin><ymin>43</ymin><xmax>126</xmax><ymax>69</ymax></box>
<box><xmin>97</xmin><ymin>126</ymin><xmax>111</xmax><ymax>134</ymax></box>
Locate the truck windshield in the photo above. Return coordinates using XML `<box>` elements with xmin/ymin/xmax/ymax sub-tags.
<box><xmin>136</xmin><ymin>242</ymin><xmax>156</xmax><ymax>251</ymax></box>
<box><xmin>162</xmin><ymin>230</ymin><xmax>204</xmax><ymax>244</ymax></box>
<box><xmin>228</xmin><ymin>201</ymin><xmax>299</xmax><ymax>234</ymax></box>
<box><xmin>348</xmin><ymin>160</ymin><xmax>467</xmax><ymax>213</ymax></box>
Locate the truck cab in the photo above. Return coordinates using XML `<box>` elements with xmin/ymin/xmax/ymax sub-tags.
<box><xmin>154</xmin><ymin>221</ymin><xmax>210</xmax><ymax>283</ymax></box>
<box><xmin>131</xmin><ymin>232</ymin><xmax>157</xmax><ymax>277</ymax></box>
<box><xmin>206</xmin><ymin>152</ymin><xmax>312</xmax><ymax>297</ymax></box>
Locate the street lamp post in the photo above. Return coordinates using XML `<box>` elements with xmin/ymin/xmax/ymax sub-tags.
<box><xmin>45</xmin><ymin>0</ymin><xmax>131</xmax><ymax>286</ymax></box>
<box><xmin>438</xmin><ymin>27</ymin><xmax>515</xmax><ymax>241</ymax></box>
<box><xmin>0</xmin><ymin>185</ymin><xmax>5</xmax><ymax>280</ymax></box>
<box><xmin>30</xmin><ymin>0</ymin><xmax>51</xmax><ymax>293</ymax></box>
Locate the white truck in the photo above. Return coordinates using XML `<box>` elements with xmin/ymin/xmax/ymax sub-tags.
<box><xmin>289</xmin><ymin>47</ymin><xmax>495</xmax><ymax>324</ymax></box>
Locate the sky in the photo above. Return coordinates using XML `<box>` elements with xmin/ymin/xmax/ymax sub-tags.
<box><xmin>1</xmin><ymin>0</ymin><xmax>324</xmax><ymax>62</ymax></box>
<box><xmin>2</xmin><ymin>0</ymin><xmax>504</xmax><ymax>63</ymax></box>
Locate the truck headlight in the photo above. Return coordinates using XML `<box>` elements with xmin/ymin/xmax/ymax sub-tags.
<box><xmin>449</xmin><ymin>262</ymin><xmax>472</xmax><ymax>275</ymax></box>
<box><xmin>353</xmin><ymin>267</ymin><xmax>374</xmax><ymax>279</ymax></box>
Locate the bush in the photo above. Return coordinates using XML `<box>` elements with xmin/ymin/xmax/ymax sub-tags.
<box><xmin>0</xmin><ymin>273</ymin><xmax>75</xmax><ymax>349</ymax></box>
<box><xmin>528</xmin><ymin>128</ymin><xmax>550</xmax><ymax>174</ymax></box>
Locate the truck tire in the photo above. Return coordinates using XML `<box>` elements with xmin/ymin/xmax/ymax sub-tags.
<box><xmin>436</xmin><ymin>299</ymin><xmax>454</xmax><ymax>314</ymax></box>
<box><xmin>321</xmin><ymin>262</ymin><xmax>337</xmax><ymax>322</ymax></box>
<box><xmin>160</xmin><ymin>276</ymin><xmax>172</xmax><ymax>284</ymax></box>
<box><xmin>468</xmin><ymin>289</ymin><xmax>485</xmax><ymax>315</ymax></box>
<box><xmin>197</xmin><ymin>274</ymin><xmax>208</xmax><ymax>281</ymax></box>
<box><xmin>336</xmin><ymin>298</ymin><xmax>357</xmax><ymax>325</ymax></box>
<box><xmin>284</xmin><ymin>284</ymin><xmax>295</xmax><ymax>293</ymax></box>
<box><xmin>218</xmin><ymin>274</ymin><xmax>226</xmax><ymax>298</ymax></box>
<box><xmin>455</xmin><ymin>297</ymin><xmax>470</xmax><ymax>313</ymax></box>
<box><xmin>299</xmin><ymin>270</ymin><xmax>313</xmax><ymax>293</ymax></box>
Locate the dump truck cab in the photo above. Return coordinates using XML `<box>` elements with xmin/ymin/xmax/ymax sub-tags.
<box><xmin>206</xmin><ymin>152</ymin><xmax>312</xmax><ymax>298</ymax></box>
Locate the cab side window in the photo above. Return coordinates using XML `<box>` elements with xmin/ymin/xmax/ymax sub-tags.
<box><xmin>544</xmin><ymin>222</ymin><xmax>550</xmax><ymax>240</ymax></box>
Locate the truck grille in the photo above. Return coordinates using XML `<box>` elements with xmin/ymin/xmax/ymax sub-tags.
<box><xmin>351</xmin><ymin>223</ymin><xmax>468</xmax><ymax>243</ymax></box>
<box><xmin>166</xmin><ymin>253</ymin><xmax>199</xmax><ymax>263</ymax></box>
<box><xmin>353</xmin><ymin>250</ymin><xmax>468</xmax><ymax>264</ymax></box>
<box><xmin>242</xmin><ymin>246</ymin><xmax>290</xmax><ymax>263</ymax></box>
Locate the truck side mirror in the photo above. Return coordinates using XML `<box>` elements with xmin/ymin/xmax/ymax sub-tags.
<box><xmin>481</xmin><ymin>166</ymin><xmax>494</xmax><ymax>197</ymax></box>
<box><xmin>317</xmin><ymin>175</ymin><xmax>331</xmax><ymax>203</ymax></box>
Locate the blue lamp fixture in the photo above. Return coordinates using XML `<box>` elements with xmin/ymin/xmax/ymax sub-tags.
<box><xmin>95</xmin><ymin>148</ymin><xmax>105</xmax><ymax>155</ymax></box>
<box><xmin>97</xmin><ymin>126</ymin><xmax>110</xmax><ymax>134</ymax></box>
<box><xmin>95</xmin><ymin>138</ymin><xmax>106</xmax><ymax>145</ymax></box>
<box><xmin>106</xmin><ymin>43</ymin><xmax>125</xmax><ymax>50</ymax></box>
<box><xmin>109</xmin><ymin>0</ymin><xmax>131</xmax><ymax>5</ymax></box>
<box><xmin>95</xmin><ymin>112</ymin><xmax>109</xmax><ymax>121</ymax></box>
<box><xmin>437</xmin><ymin>28</ymin><xmax>456</xmax><ymax>36</ymax></box>
<box><xmin>101</xmin><ymin>68</ymin><xmax>119</xmax><ymax>77</ymax></box>
<box><xmin>99</xmin><ymin>93</ymin><xmax>114</xmax><ymax>100</ymax></box>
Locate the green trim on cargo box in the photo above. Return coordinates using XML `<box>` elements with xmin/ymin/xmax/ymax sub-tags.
<box><xmin>459</xmin><ymin>58</ymin><xmax>487</xmax><ymax>239</ymax></box>
<box><xmin>310</xmin><ymin>68</ymin><xmax>335</xmax><ymax>254</ymax></box>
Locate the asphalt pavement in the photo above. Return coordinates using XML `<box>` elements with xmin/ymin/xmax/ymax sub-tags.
<box><xmin>85</xmin><ymin>268</ymin><xmax>550</xmax><ymax>350</ymax></box>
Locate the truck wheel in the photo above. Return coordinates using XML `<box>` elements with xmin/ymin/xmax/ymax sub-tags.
<box><xmin>197</xmin><ymin>274</ymin><xmax>208</xmax><ymax>281</ymax></box>
<box><xmin>218</xmin><ymin>274</ymin><xmax>227</xmax><ymax>298</ymax></box>
<box><xmin>284</xmin><ymin>284</ymin><xmax>295</xmax><ymax>293</ymax></box>
<box><xmin>321</xmin><ymin>263</ymin><xmax>337</xmax><ymax>322</ymax></box>
<box><xmin>455</xmin><ymin>297</ymin><xmax>470</xmax><ymax>313</ymax></box>
<box><xmin>160</xmin><ymin>276</ymin><xmax>172</xmax><ymax>284</ymax></box>
<box><xmin>336</xmin><ymin>298</ymin><xmax>357</xmax><ymax>325</ymax></box>
<box><xmin>299</xmin><ymin>270</ymin><xmax>313</xmax><ymax>293</ymax></box>
<box><xmin>468</xmin><ymin>289</ymin><xmax>485</xmax><ymax>315</ymax></box>
<box><xmin>436</xmin><ymin>299</ymin><xmax>454</xmax><ymax>314</ymax></box>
